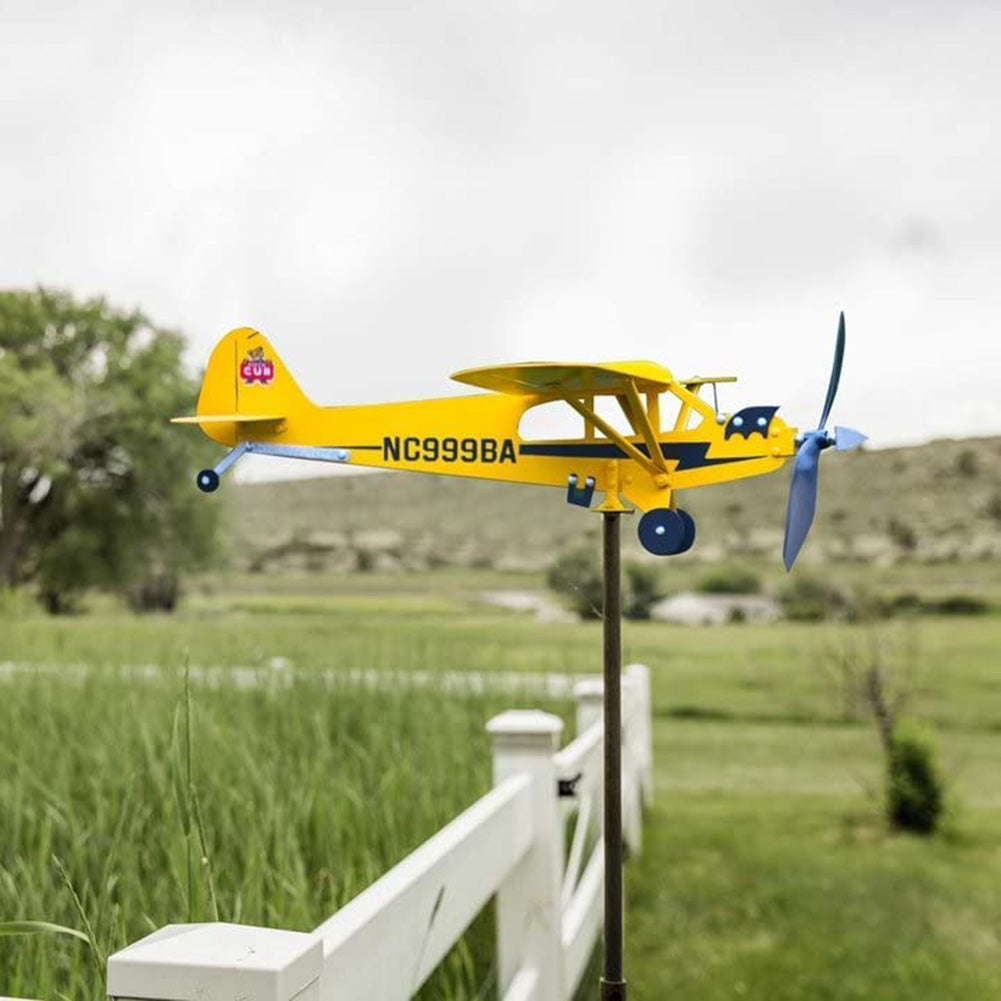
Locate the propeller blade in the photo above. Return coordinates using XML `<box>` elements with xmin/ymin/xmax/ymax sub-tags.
<box><xmin>834</xmin><ymin>426</ymin><xmax>867</xmax><ymax>451</ymax></box>
<box><xmin>782</xmin><ymin>433</ymin><xmax>825</xmax><ymax>571</ymax></box>
<box><xmin>817</xmin><ymin>312</ymin><xmax>845</xmax><ymax>431</ymax></box>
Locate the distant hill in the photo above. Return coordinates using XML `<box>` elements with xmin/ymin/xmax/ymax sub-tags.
<box><xmin>228</xmin><ymin>436</ymin><xmax>1001</xmax><ymax>572</ymax></box>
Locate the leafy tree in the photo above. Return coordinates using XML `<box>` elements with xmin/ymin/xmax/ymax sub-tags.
<box><xmin>0</xmin><ymin>288</ymin><xmax>219</xmax><ymax>611</ymax></box>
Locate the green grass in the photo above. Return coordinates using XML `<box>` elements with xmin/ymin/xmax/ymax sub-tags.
<box><xmin>628</xmin><ymin>717</ymin><xmax>1001</xmax><ymax>998</ymax></box>
<box><xmin>7</xmin><ymin>588</ymin><xmax>999</xmax><ymax>731</ymax></box>
<box><xmin>1</xmin><ymin>571</ymin><xmax>1000</xmax><ymax>998</ymax></box>
<box><xmin>628</xmin><ymin>795</ymin><xmax>1001</xmax><ymax>1000</ymax></box>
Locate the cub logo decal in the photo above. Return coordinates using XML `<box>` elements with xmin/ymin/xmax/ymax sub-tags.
<box><xmin>240</xmin><ymin>346</ymin><xmax>275</xmax><ymax>385</ymax></box>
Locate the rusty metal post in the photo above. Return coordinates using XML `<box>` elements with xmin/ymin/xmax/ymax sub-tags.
<box><xmin>600</xmin><ymin>510</ymin><xmax>626</xmax><ymax>1000</ymax></box>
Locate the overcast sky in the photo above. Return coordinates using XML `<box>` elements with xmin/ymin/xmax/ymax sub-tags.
<box><xmin>2</xmin><ymin>0</ymin><xmax>999</xmax><ymax>480</ymax></box>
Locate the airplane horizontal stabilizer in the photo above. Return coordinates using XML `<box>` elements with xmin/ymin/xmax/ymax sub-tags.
<box><xmin>170</xmin><ymin>413</ymin><xmax>285</xmax><ymax>424</ymax></box>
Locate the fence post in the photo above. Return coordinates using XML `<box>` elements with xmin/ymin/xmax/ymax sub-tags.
<box><xmin>620</xmin><ymin>671</ymin><xmax>643</xmax><ymax>856</ymax></box>
<box><xmin>573</xmin><ymin>677</ymin><xmax>604</xmax><ymax>734</ymax></box>
<box><xmin>626</xmin><ymin>663</ymin><xmax>654</xmax><ymax>808</ymax></box>
<box><xmin>488</xmin><ymin>709</ymin><xmax>564</xmax><ymax>1001</ymax></box>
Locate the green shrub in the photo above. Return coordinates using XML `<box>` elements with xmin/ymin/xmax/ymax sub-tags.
<box><xmin>624</xmin><ymin>562</ymin><xmax>663</xmax><ymax>620</ymax></box>
<box><xmin>887</xmin><ymin>722</ymin><xmax>945</xmax><ymax>835</ymax></box>
<box><xmin>547</xmin><ymin>549</ymin><xmax>663</xmax><ymax>620</ymax></box>
<box><xmin>955</xmin><ymin>448</ymin><xmax>980</xmax><ymax>478</ymax></box>
<box><xmin>882</xmin><ymin>592</ymin><xmax>989</xmax><ymax>618</ymax></box>
<box><xmin>886</xmin><ymin>517</ymin><xmax>917</xmax><ymax>552</ymax></box>
<box><xmin>840</xmin><ymin>584</ymin><xmax>897</xmax><ymax>623</ymax></box>
<box><xmin>927</xmin><ymin>594</ymin><xmax>989</xmax><ymax>616</ymax></box>
<box><xmin>695</xmin><ymin>565</ymin><xmax>761</xmax><ymax>595</ymax></box>
<box><xmin>887</xmin><ymin>592</ymin><xmax>922</xmax><ymax>614</ymax></box>
<box><xmin>986</xmin><ymin>493</ymin><xmax>1001</xmax><ymax>523</ymax></box>
<box><xmin>126</xmin><ymin>572</ymin><xmax>180</xmax><ymax>613</ymax></box>
<box><xmin>779</xmin><ymin>574</ymin><xmax>846</xmax><ymax>622</ymax></box>
<box><xmin>547</xmin><ymin>547</ymin><xmax>603</xmax><ymax>620</ymax></box>
<box><xmin>354</xmin><ymin>547</ymin><xmax>376</xmax><ymax>572</ymax></box>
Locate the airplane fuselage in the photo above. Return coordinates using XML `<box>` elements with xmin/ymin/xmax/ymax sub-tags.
<box><xmin>204</xmin><ymin>391</ymin><xmax>797</xmax><ymax>513</ymax></box>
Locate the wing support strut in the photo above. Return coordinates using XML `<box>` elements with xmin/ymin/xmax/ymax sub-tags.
<box><xmin>563</xmin><ymin>394</ymin><xmax>669</xmax><ymax>486</ymax></box>
<box><xmin>619</xmin><ymin>381</ymin><xmax>667</xmax><ymax>474</ymax></box>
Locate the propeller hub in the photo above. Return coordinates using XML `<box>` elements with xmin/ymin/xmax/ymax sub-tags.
<box><xmin>794</xmin><ymin>429</ymin><xmax>834</xmax><ymax>449</ymax></box>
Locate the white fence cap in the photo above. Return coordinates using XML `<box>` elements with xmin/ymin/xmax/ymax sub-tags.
<box><xmin>572</xmin><ymin>678</ymin><xmax>604</xmax><ymax>700</ymax></box>
<box><xmin>486</xmin><ymin>710</ymin><xmax>563</xmax><ymax>751</ymax></box>
<box><xmin>107</xmin><ymin>922</ymin><xmax>322</xmax><ymax>1001</ymax></box>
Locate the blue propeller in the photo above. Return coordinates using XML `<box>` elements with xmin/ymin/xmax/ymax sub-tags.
<box><xmin>782</xmin><ymin>313</ymin><xmax>867</xmax><ymax>570</ymax></box>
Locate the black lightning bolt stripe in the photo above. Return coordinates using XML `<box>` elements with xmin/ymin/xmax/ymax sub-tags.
<box><xmin>518</xmin><ymin>441</ymin><xmax>765</xmax><ymax>470</ymax></box>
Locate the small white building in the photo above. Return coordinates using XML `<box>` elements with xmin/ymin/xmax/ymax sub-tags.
<box><xmin>650</xmin><ymin>591</ymin><xmax>780</xmax><ymax>626</ymax></box>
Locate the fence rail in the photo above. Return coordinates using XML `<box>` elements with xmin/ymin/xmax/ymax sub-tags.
<box><xmin>105</xmin><ymin>664</ymin><xmax>653</xmax><ymax>1001</ymax></box>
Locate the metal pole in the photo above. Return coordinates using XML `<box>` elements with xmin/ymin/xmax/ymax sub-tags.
<box><xmin>600</xmin><ymin>510</ymin><xmax>626</xmax><ymax>1000</ymax></box>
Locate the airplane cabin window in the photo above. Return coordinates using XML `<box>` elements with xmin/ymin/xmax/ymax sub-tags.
<box><xmin>595</xmin><ymin>394</ymin><xmax>681</xmax><ymax>436</ymax></box>
<box><xmin>686</xmin><ymin>406</ymin><xmax>710</xmax><ymax>430</ymax></box>
<box><xmin>517</xmin><ymin>394</ymin><xmax>685</xmax><ymax>441</ymax></box>
<box><xmin>592</xmin><ymin>396</ymin><xmax>637</xmax><ymax>438</ymax></box>
<box><xmin>655</xmin><ymin>396</ymin><xmax>683</xmax><ymax>433</ymax></box>
<box><xmin>518</xmin><ymin>400</ymin><xmax>585</xmax><ymax>441</ymax></box>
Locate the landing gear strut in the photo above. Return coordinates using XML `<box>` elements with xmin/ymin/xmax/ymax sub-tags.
<box><xmin>192</xmin><ymin>441</ymin><xmax>353</xmax><ymax>494</ymax></box>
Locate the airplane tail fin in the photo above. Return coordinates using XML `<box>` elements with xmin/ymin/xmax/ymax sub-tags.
<box><xmin>172</xmin><ymin>327</ymin><xmax>312</xmax><ymax>444</ymax></box>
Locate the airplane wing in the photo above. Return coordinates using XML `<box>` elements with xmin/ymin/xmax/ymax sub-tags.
<box><xmin>450</xmin><ymin>361</ymin><xmax>674</xmax><ymax>396</ymax></box>
<box><xmin>170</xmin><ymin>414</ymin><xmax>285</xmax><ymax>424</ymax></box>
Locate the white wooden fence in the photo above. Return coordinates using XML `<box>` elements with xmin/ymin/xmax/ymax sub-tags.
<box><xmin>105</xmin><ymin>664</ymin><xmax>653</xmax><ymax>1001</ymax></box>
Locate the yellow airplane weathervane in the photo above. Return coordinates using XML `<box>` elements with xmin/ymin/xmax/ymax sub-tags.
<box><xmin>172</xmin><ymin>309</ymin><xmax>866</xmax><ymax>998</ymax></box>
<box><xmin>173</xmin><ymin>314</ymin><xmax>865</xmax><ymax>569</ymax></box>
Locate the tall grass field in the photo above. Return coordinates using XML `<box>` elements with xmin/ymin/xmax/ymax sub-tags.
<box><xmin>0</xmin><ymin>665</ymin><xmax>568</xmax><ymax>1000</ymax></box>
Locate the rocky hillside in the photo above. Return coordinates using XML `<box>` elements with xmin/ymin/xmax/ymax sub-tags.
<box><xmin>226</xmin><ymin>436</ymin><xmax>1001</xmax><ymax>573</ymax></box>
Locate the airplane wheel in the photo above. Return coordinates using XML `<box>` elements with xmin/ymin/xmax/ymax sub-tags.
<box><xmin>196</xmin><ymin>469</ymin><xmax>220</xmax><ymax>493</ymax></box>
<box><xmin>638</xmin><ymin>507</ymin><xmax>696</xmax><ymax>556</ymax></box>
<box><xmin>677</xmin><ymin>509</ymin><xmax>696</xmax><ymax>553</ymax></box>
